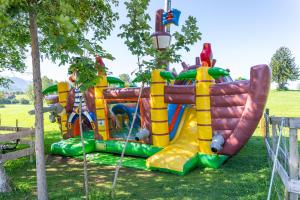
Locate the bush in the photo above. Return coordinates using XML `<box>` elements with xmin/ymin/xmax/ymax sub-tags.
<box><xmin>7</xmin><ymin>94</ymin><xmax>16</xmax><ymax>100</ymax></box>
<box><xmin>14</xmin><ymin>91</ymin><xmax>24</xmax><ymax>95</ymax></box>
<box><xmin>0</xmin><ymin>98</ymin><xmax>11</xmax><ymax>104</ymax></box>
<box><xmin>0</xmin><ymin>104</ymin><xmax>5</xmax><ymax>108</ymax></box>
<box><xmin>10</xmin><ymin>98</ymin><xmax>20</xmax><ymax>104</ymax></box>
<box><xmin>20</xmin><ymin>98</ymin><xmax>30</xmax><ymax>105</ymax></box>
<box><xmin>277</xmin><ymin>86</ymin><xmax>289</xmax><ymax>91</ymax></box>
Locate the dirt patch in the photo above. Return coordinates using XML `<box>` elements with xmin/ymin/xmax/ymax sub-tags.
<box><xmin>46</xmin><ymin>154</ymin><xmax>80</xmax><ymax>165</ymax></box>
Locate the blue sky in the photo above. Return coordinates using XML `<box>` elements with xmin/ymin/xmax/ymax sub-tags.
<box><xmin>4</xmin><ymin>0</ymin><xmax>300</xmax><ymax>87</ymax></box>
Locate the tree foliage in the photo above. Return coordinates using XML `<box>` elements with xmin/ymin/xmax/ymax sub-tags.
<box><xmin>118</xmin><ymin>0</ymin><xmax>201</xmax><ymax>84</ymax></box>
<box><xmin>1</xmin><ymin>0</ymin><xmax>119</xmax><ymax>197</ymax></box>
<box><xmin>0</xmin><ymin>0</ymin><xmax>119</xmax><ymax>86</ymax></box>
<box><xmin>26</xmin><ymin>76</ymin><xmax>58</xmax><ymax>101</ymax></box>
<box><xmin>270</xmin><ymin>47</ymin><xmax>299</xmax><ymax>90</ymax></box>
<box><xmin>42</xmin><ymin>76</ymin><xmax>58</xmax><ymax>91</ymax></box>
<box><xmin>119</xmin><ymin>73</ymin><xmax>131</xmax><ymax>85</ymax></box>
<box><xmin>68</xmin><ymin>57</ymin><xmax>104</xmax><ymax>91</ymax></box>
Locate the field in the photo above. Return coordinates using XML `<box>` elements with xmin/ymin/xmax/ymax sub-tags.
<box><xmin>0</xmin><ymin>90</ymin><xmax>299</xmax><ymax>199</ymax></box>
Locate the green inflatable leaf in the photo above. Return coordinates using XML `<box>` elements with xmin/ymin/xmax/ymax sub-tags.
<box><xmin>42</xmin><ymin>84</ymin><xmax>58</xmax><ymax>95</ymax></box>
<box><xmin>107</xmin><ymin>76</ymin><xmax>125</xmax><ymax>87</ymax></box>
<box><xmin>160</xmin><ymin>71</ymin><xmax>175</xmax><ymax>82</ymax></box>
<box><xmin>208</xmin><ymin>67</ymin><xmax>230</xmax><ymax>79</ymax></box>
<box><xmin>175</xmin><ymin>69</ymin><xmax>197</xmax><ymax>80</ymax></box>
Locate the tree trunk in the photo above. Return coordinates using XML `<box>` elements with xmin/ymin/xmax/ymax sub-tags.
<box><xmin>0</xmin><ymin>161</ymin><xmax>11</xmax><ymax>193</ymax></box>
<box><xmin>29</xmin><ymin>9</ymin><xmax>48</xmax><ymax>200</ymax></box>
<box><xmin>79</xmin><ymin>96</ymin><xmax>89</xmax><ymax>199</ymax></box>
<box><xmin>278</xmin><ymin>82</ymin><xmax>287</xmax><ymax>90</ymax></box>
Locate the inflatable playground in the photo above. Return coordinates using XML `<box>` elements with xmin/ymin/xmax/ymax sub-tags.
<box><xmin>39</xmin><ymin>8</ymin><xmax>271</xmax><ymax>176</ymax></box>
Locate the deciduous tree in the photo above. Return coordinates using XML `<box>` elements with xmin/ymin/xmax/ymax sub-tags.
<box><xmin>270</xmin><ymin>47</ymin><xmax>299</xmax><ymax>90</ymax></box>
<box><xmin>0</xmin><ymin>1</ymin><xmax>118</xmax><ymax>198</ymax></box>
<box><xmin>118</xmin><ymin>0</ymin><xmax>201</xmax><ymax>84</ymax></box>
<box><xmin>26</xmin><ymin>76</ymin><xmax>58</xmax><ymax>101</ymax></box>
<box><xmin>119</xmin><ymin>73</ymin><xmax>131</xmax><ymax>85</ymax></box>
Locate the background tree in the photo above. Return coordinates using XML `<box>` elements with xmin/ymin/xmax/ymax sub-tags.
<box><xmin>0</xmin><ymin>0</ymin><xmax>118</xmax><ymax>198</ymax></box>
<box><xmin>68</xmin><ymin>57</ymin><xmax>103</xmax><ymax>199</ymax></box>
<box><xmin>118</xmin><ymin>0</ymin><xmax>201</xmax><ymax>84</ymax></box>
<box><xmin>119</xmin><ymin>73</ymin><xmax>132</xmax><ymax>85</ymax></box>
<box><xmin>26</xmin><ymin>76</ymin><xmax>58</xmax><ymax>102</ymax></box>
<box><xmin>0</xmin><ymin>78</ymin><xmax>13</xmax><ymax>89</ymax></box>
<box><xmin>112</xmin><ymin>0</ymin><xmax>201</xmax><ymax>196</ymax></box>
<box><xmin>42</xmin><ymin>76</ymin><xmax>58</xmax><ymax>91</ymax></box>
<box><xmin>25</xmin><ymin>84</ymin><xmax>34</xmax><ymax>102</ymax></box>
<box><xmin>270</xmin><ymin>47</ymin><xmax>300</xmax><ymax>90</ymax></box>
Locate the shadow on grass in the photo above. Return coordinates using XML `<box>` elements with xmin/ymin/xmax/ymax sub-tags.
<box><xmin>1</xmin><ymin>136</ymin><xmax>272</xmax><ymax>200</ymax></box>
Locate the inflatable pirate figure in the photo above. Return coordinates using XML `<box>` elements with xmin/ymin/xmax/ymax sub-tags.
<box><xmin>65</xmin><ymin>64</ymin><xmax>99</xmax><ymax>139</ymax></box>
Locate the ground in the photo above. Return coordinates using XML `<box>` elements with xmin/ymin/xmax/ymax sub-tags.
<box><xmin>0</xmin><ymin>90</ymin><xmax>299</xmax><ymax>199</ymax></box>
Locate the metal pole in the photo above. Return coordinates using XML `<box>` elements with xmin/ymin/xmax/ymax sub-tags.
<box><xmin>164</xmin><ymin>0</ymin><xmax>171</xmax><ymax>71</ymax></box>
<box><xmin>164</xmin><ymin>0</ymin><xmax>171</xmax><ymax>33</ymax></box>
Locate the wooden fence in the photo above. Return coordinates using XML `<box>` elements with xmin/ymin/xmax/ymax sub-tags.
<box><xmin>0</xmin><ymin>122</ymin><xmax>35</xmax><ymax>162</ymax></box>
<box><xmin>263</xmin><ymin>109</ymin><xmax>300</xmax><ymax>200</ymax></box>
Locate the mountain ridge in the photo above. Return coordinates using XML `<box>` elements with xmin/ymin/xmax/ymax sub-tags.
<box><xmin>0</xmin><ymin>77</ymin><xmax>32</xmax><ymax>92</ymax></box>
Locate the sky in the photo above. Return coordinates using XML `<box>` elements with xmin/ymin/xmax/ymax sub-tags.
<box><xmin>3</xmin><ymin>0</ymin><xmax>300</xmax><ymax>88</ymax></box>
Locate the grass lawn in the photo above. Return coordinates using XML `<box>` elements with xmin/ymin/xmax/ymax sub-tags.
<box><xmin>265</xmin><ymin>90</ymin><xmax>300</xmax><ymax>117</ymax></box>
<box><xmin>0</xmin><ymin>90</ymin><xmax>299</xmax><ymax>199</ymax></box>
<box><xmin>15</xmin><ymin>94</ymin><xmax>30</xmax><ymax>101</ymax></box>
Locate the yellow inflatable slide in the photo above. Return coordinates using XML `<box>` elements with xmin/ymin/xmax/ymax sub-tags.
<box><xmin>146</xmin><ymin>107</ymin><xmax>199</xmax><ymax>175</ymax></box>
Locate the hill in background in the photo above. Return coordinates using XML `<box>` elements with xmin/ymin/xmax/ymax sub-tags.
<box><xmin>0</xmin><ymin>77</ymin><xmax>31</xmax><ymax>92</ymax></box>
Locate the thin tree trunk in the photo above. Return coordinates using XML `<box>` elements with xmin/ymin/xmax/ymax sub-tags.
<box><xmin>79</xmin><ymin>96</ymin><xmax>89</xmax><ymax>199</ymax></box>
<box><xmin>29</xmin><ymin>9</ymin><xmax>48</xmax><ymax>200</ymax></box>
<box><xmin>0</xmin><ymin>161</ymin><xmax>11</xmax><ymax>193</ymax></box>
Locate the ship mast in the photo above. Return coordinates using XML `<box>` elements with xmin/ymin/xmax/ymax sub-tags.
<box><xmin>164</xmin><ymin>0</ymin><xmax>171</xmax><ymax>70</ymax></box>
<box><xmin>164</xmin><ymin>0</ymin><xmax>171</xmax><ymax>33</ymax></box>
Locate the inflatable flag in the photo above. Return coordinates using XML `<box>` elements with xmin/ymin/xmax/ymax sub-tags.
<box><xmin>162</xmin><ymin>8</ymin><xmax>181</xmax><ymax>26</ymax></box>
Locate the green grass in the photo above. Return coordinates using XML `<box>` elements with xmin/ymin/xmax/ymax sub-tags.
<box><xmin>265</xmin><ymin>90</ymin><xmax>300</xmax><ymax>117</ymax></box>
<box><xmin>15</xmin><ymin>94</ymin><xmax>30</xmax><ymax>101</ymax></box>
<box><xmin>0</xmin><ymin>90</ymin><xmax>299</xmax><ymax>199</ymax></box>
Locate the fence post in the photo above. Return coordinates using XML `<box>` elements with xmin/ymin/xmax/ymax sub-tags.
<box><xmin>15</xmin><ymin>119</ymin><xmax>19</xmax><ymax>132</ymax></box>
<box><xmin>265</xmin><ymin>109</ymin><xmax>270</xmax><ymax>138</ymax></box>
<box><xmin>30</xmin><ymin>128</ymin><xmax>34</xmax><ymax>163</ymax></box>
<box><xmin>272</xmin><ymin>123</ymin><xmax>277</xmax><ymax>153</ymax></box>
<box><xmin>289</xmin><ymin>125</ymin><xmax>299</xmax><ymax>200</ymax></box>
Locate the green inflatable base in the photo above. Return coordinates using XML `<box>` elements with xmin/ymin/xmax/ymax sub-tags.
<box><xmin>198</xmin><ymin>153</ymin><xmax>228</xmax><ymax>169</ymax></box>
<box><xmin>148</xmin><ymin>153</ymin><xmax>199</xmax><ymax>176</ymax></box>
<box><xmin>149</xmin><ymin>153</ymin><xmax>228</xmax><ymax>175</ymax></box>
<box><xmin>51</xmin><ymin>138</ymin><xmax>96</xmax><ymax>156</ymax></box>
<box><xmin>95</xmin><ymin>140</ymin><xmax>162</xmax><ymax>158</ymax></box>
<box><xmin>51</xmin><ymin>138</ymin><xmax>228</xmax><ymax>174</ymax></box>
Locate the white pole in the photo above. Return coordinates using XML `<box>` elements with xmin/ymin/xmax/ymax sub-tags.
<box><xmin>164</xmin><ymin>0</ymin><xmax>171</xmax><ymax>71</ymax></box>
<box><xmin>164</xmin><ymin>0</ymin><xmax>171</xmax><ymax>33</ymax></box>
<box><xmin>111</xmin><ymin>84</ymin><xmax>144</xmax><ymax>199</ymax></box>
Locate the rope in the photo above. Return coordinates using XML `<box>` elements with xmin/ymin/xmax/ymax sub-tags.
<box><xmin>267</xmin><ymin>119</ymin><xmax>284</xmax><ymax>200</ymax></box>
<box><xmin>79</xmin><ymin>95</ymin><xmax>89</xmax><ymax>200</ymax></box>
<box><xmin>111</xmin><ymin>83</ymin><xmax>144</xmax><ymax>198</ymax></box>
